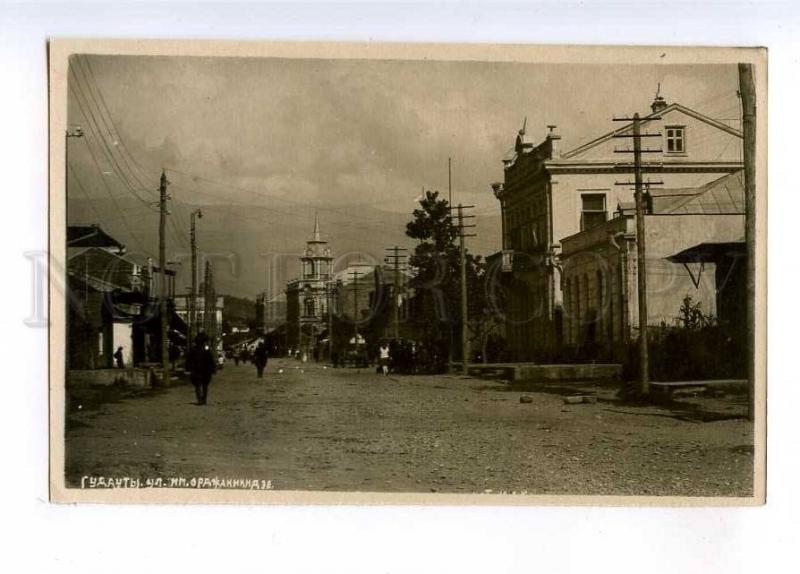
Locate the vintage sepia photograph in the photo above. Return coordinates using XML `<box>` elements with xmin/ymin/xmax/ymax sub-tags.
<box><xmin>49</xmin><ymin>41</ymin><xmax>766</xmax><ymax>503</ymax></box>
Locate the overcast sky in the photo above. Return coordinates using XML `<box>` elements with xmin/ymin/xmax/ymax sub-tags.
<box><xmin>67</xmin><ymin>55</ymin><xmax>741</xmax><ymax>220</ymax></box>
<box><xmin>65</xmin><ymin>55</ymin><xmax>742</xmax><ymax>297</ymax></box>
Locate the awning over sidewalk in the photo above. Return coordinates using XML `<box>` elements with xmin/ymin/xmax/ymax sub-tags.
<box><xmin>138</xmin><ymin>302</ymin><xmax>189</xmax><ymax>337</ymax></box>
<box><xmin>667</xmin><ymin>240</ymin><xmax>745</xmax><ymax>264</ymax></box>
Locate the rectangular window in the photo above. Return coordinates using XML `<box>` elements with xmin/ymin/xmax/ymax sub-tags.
<box><xmin>581</xmin><ymin>193</ymin><xmax>607</xmax><ymax>231</ymax></box>
<box><xmin>665</xmin><ymin>126</ymin><xmax>686</xmax><ymax>153</ymax></box>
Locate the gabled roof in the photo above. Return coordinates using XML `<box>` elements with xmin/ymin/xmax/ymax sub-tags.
<box><xmin>67</xmin><ymin>224</ymin><xmax>125</xmax><ymax>250</ymax></box>
<box><xmin>561</xmin><ymin>103</ymin><xmax>743</xmax><ymax>160</ymax></box>
<box><xmin>67</xmin><ymin>245</ymin><xmax>140</xmax><ymax>267</ymax></box>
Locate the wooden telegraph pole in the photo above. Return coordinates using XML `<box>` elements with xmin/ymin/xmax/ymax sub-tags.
<box><xmin>632</xmin><ymin>115</ymin><xmax>650</xmax><ymax>396</ymax></box>
<box><xmin>327</xmin><ymin>282</ymin><xmax>334</xmax><ymax>360</ymax></box>
<box><xmin>348</xmin><ymin>263</ymin><xmax>371</xmax><ymax>346</ymax></box>
<box><xmin>158</xmin><ymin>169</ymin><xmax>170</xmax><ymax>386</ymax></box>
<box><xmin>448</xmin><ymin>157</ymin><xmax>453</xmax><ymax>206</ymax></box>
<box><xmin>449</xmin><ymin>204</ymin><xmax>476</xmax><ymax>373</ymax></box>
<box><xmin>739</xmin><ymin>63</ymin><xmax>757</xmax><ymax>422</ymax></box>
<box><xmin>384</xmin><ymin>246</ymin><xmax>408</xmax><ymax>340</ymax></box>
<box><xmin>351</xmin><ymin>269</ymin><xmax>360</xmax><ymax>345</ymax></box>
<box><xmin>613</xmin><ymin>113</ymin><xmax>663</xmax><ymax>396</ymax></box>
<box><xmin>189</xmin><ymin>208</ymin><xmax>202</xmax><ymax>347</ymax></box>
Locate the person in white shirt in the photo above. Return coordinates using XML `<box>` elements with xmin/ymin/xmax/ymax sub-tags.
<box><xmin>378</xmin><ymin>343</ymin><xmax>390</xmax><ymax>376</ymax></box>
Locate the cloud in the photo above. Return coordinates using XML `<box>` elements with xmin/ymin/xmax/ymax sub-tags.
<box><xmin>67</xmin><ymin>55</ymin><xmax>741</xmax><ymax>297</ymax></box>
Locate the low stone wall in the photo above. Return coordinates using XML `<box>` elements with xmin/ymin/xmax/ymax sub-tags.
<box><xmin>67</xmin><ymin>368</ymin><xmax>154</xmax><ymax>389</ymax></box>
<box><xmin>468</xmin><ymin>363</ymin><xmax>621</xmax><ymax>383</ymax></box>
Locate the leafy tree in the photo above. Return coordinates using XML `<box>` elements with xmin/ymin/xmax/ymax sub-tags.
<box><xmin>405</xmin><ymin>190</ymin><xmax>489</xmax><ymax>364</ymax></box>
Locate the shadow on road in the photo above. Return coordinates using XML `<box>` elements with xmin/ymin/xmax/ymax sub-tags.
<box><xmin>499</xmin><ymin>378</ymin><xmax>750</xmax><ymax>423</ymax></box>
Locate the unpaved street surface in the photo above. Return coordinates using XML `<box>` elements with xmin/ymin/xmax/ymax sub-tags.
<box><xmin>65</xmin><ymin>359</ymin><xmax>753</xmax><ymax>496</ymax></box>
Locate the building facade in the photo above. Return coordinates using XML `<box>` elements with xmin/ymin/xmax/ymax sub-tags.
<box><xmin>174</xmin><ymin>295</ymin><xmax>224</xmax><ymax>340</ymax></box>
<box><xmin>559</xmin><ymin>171</ymin><xmax>745</xmax><ymax>360</ymax></box>
<box><xmin>285</xmin><ymin>217</ymin><xmax>334</xmax><ymax>354</ymax></box>
<box><xmin>490</xmin><ymin>96</ymin><xmax>744</xmax><ymax>361</ymax></box>
<box><xmin>67</xmin><ymin>226</ymin><xmax>147</xmax><ymax>369</ymax></box>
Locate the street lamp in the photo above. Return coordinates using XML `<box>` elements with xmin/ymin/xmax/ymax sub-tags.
<box><xmin>66</xmin><ymin>125</ymin><xmax>84</xmax><ymax>370</ymax></box>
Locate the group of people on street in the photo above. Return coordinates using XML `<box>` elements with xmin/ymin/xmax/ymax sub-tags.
<box><xmin>185</xmin><ymin>336</ymin><xmax>270</xmax><ymax>405</ymax></box>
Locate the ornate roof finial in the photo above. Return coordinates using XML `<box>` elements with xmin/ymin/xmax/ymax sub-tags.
<box><xmin>519</xmin><ymin>116</ymin><xmax>527</xmax><ymax>135</ymax></box>
<box><xmin>651</xmin><ymin>83</ymin><xmax>668</xmax><ymax>114</ymax></box>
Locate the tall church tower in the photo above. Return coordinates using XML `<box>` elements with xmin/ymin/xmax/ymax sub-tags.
<box><xmin>301</xmin><ymin>215</ymin><xmax>333</xmax><ymax>285</ymax></box>
<box><xmin>285</xmin><ymin>215</ymin><xmax>334</xmax><ymax>356</ymax></box>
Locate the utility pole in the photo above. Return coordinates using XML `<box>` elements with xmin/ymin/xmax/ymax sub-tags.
<box><xmin>203</xmin><ymin>260</ymin><xmax>215</xmax><ymax>342</ymax></box>
<box><xmin>448</xmin><ymin>157</ymin><xmax>453</xmax><ymax>206</ymax></box>
<box><xmin>613</xmin><ymin>113</ymin><xmax>663</xmax><ymax>397</ymax></box>
<box><xmin>158</xmin><ymin>169</ymin><xmax>170</xmax><ymax>386</ymax></box>
<box><xmin>384</xmin><ymin>246</ymin><xmax>408</xmax><ymax>340</ymax></box>
<box><xmin>66</xmin><ymin>126</ymin><xmax>84</xmax><ymax>369</ymax></box>
<box><xmin>448</xmin><ymin>204</ymin><xmax>476</xmax><ymax>372</ymax></box>
<box><xmin>348</xmin><ymin>263</ymin><xmax>371</xmax><ymax>346</ymax></box>
<box><xmin>327</xmin><ymin>282</ymin><xmax>334</xmax><ymax>360</ymax></box>
<box><xmin>189</xmin><ymin>209</ymin><xmax>203</xmax><ymax>347</ymax></box>
<box><xmin>739</xmin><ymin>63</ymin><xmax>757</xmax><ymax>422</ymax></box>
<box><xmin>632</xmin><ymin>115</ymin><xmax>649</xmax><ymax>396</ymax></box>
<box><xmin>350</xmin><ymin>269</ymin><xmax>363</xmax><ymax>345</ymax></box>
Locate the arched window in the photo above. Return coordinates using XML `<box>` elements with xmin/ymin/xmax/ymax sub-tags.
<box><xmin>607</xmin><ymin>269</ymin><xmax>615</xmax><ymax>343</ymax></box>
<box><xmin>304</xmin><ymin>298</ymin><xmax>315</xmax><ymax>317</ymax></box>
<box><xmin>584</xmin><ymin>274</ymin><xmax>590</xmax><ymax>319</ymax></box>
<box><xmin>563</xmin><ymin>278</ymin><xmax>569</xmax><ymax>344</ymax></box>
<box><xmin>596</xmin><ymin>269</ymin><xmax>604</xmax><ymax>347</ymax></box>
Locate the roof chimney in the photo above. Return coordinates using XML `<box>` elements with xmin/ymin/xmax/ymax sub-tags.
<box><xmin>546</xmin><ymin>124</ymin><xmax>561</xmax><ymax>157</ymax></box>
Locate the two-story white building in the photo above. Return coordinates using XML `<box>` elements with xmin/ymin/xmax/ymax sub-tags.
<box><xmin>490</xmin><ymin>95</ymin><xmax>743</xmax><ymax>361</ymax></box>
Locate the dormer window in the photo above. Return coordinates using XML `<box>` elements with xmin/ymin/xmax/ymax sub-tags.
<box><xmin>665</xmin><ymin>126</ymin><xmax>686</xmax><ymax>154</ymax></box>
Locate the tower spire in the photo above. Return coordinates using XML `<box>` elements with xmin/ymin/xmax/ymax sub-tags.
<box><xmin>312</xmin><ymin>212</ymin><xmax>321</xmax><ymax>242</ymax></box>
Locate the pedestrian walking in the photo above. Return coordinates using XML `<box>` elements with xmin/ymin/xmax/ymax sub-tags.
<box><xmin>378</xmin><ymin>342</ymin><xmax>390</xmax><ymax>377</ymax></box>
<box><xmin>254</xmin><ymin>341</ymin><xmax>268</xmax><ymax>378</ymax></box>
<box><xmin>113</xmin><ymin>346</ymin><xmax>124</xmax><ymax>369</ymax></box>
<box><xmin>186</xmin><ymin>333</ymin><xmax>216</xmax><ymax>405</ymax></box>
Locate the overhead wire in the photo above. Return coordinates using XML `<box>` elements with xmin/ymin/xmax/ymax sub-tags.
<box><xmin>65</xmin><ymin>97</ymin><xmax>156</xmax><ymax>258</ymax></box>
<box><xmin>78</xmin><ymin>55</ymin><xmax>159</xmax><ymax>193</ymax></box>
<box><xmin>71</xmin><ymin>59</ymin><xmax>191</xmax><ymax>254</ymax></box>
<box><xmin>68</xmin><ymin>67</ymin><xmax>159</xmax><ymax>211</ymax></box>
<box><xmin>165</xmin><ymin>168</ymin><xmax>403</xmax><ymax>235</ymax></box>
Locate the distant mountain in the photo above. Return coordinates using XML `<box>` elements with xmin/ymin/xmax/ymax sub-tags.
<box><xmin>67</xmin><ymin>196</ymin><xmax>502</xmax><ymax>298</ymax></box>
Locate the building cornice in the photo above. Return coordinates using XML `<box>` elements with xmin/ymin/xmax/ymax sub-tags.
<box><xmin>545</xmin><ymin>160</ymin><xmax>743</xmax><ymax>175</ymax></box>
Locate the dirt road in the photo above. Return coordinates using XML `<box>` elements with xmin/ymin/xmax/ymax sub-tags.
<box><xmin>65</xmin><ymin>358</ymin><xmax>753</xmax><ymax>496</ymax></box>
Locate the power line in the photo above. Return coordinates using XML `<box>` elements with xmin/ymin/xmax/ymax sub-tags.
<box><xmin>70</xmin><ymin>66</ymin><xmax>157</xmax><ymax>208</ymax></box>
<box><xmin>78</xmin><ymin>55</ymin><xmax>158</xmax><ymax>193</ymax></box>
<box><xmin>66</xmin><ymin>124</ymin><xmax>155</xmax><ymax>258</ymax></box>
<box><xmin>68</xmin><ymin>75</ymin><xmax>158</xmax><ymax>210</ymax></box>
<box><xmin>165</xmin><ymin>168</ymin><xmax>401</xmax><ymax>234</ymax></box>
<box><xmin>67</xmin><ymin>163</ymin><xmax>109</xmax><ymax>223</ymax></box>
